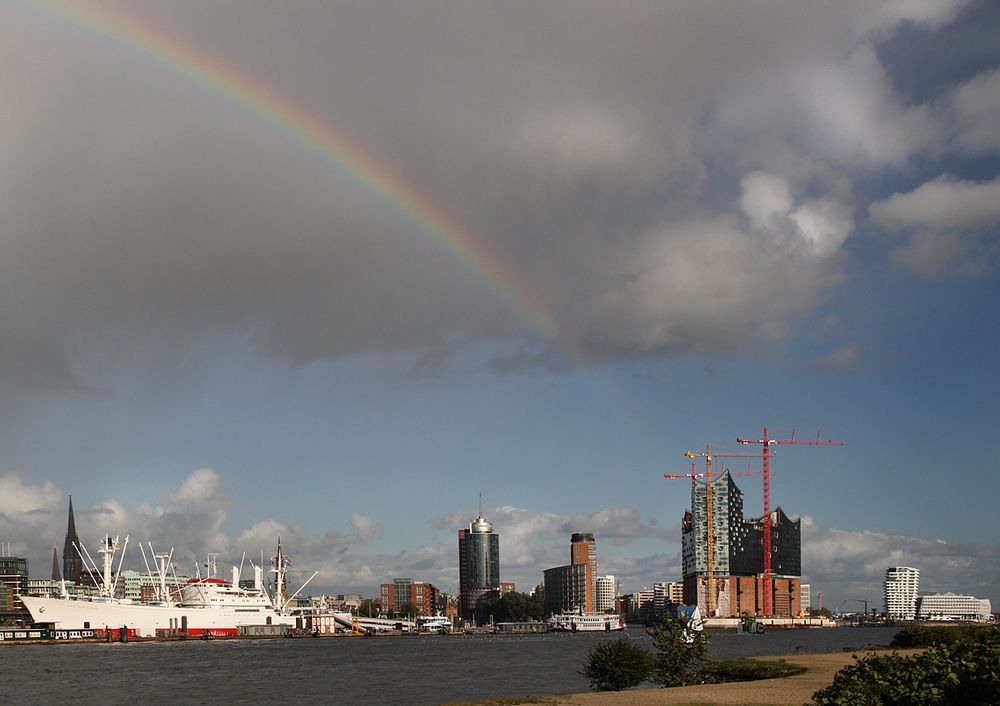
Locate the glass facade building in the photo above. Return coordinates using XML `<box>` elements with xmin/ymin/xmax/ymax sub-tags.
<box><xmin>458</xmin><ymin>514</ymin><xmax>500</xmax><ymax>619</ymax></box>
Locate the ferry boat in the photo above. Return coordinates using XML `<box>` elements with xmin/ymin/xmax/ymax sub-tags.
<box><xmin>547</xmin><ymin>611</ymin><xmax>625</xmax><ymax>632</ymax></box>
<box><xmin>416</xmin><ymin>614</ymin><xmax>453</xmax><ymax>633</ymax></box>
<box><xmin>21</xmin><ymin>534</ymin><xmax>317</xmax><ymax>638</ymax></box>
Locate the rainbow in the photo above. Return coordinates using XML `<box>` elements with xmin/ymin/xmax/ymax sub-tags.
<box><xmin>29</xmin><ymin>0</ymin><xmax>563</xmax><ymax>343</ymax></box>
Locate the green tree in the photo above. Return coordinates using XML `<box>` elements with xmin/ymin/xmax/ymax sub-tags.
<box><xmin>581</xmin><ymin>639</ymin><xmax>653</xmax><ymax>691</ymax></box>
<box><xmin>398</xmin><ymin>600</ymin><xmax>419</xmax><ymax>618</ymax></box>
<box><xmin>357</xmin><ymin>599</ymin><xmax>379</xmax><ymax>618</ymax></box>
<box><xmin>648</xmin><ymin>615</ymin><xmax>714</xmax><ymax>687</ymax></box>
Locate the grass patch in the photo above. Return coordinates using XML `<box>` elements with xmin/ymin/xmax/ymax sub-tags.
<box><xmin>710</xmin><ymin>658</ymin><xmax>806</xmax><ymax>682</ymax></box>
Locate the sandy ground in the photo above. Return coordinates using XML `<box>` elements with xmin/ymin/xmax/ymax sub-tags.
<box><xmin>448</xmin><ymin>649</ymin><xmax>923</xmax><ymax>706</ymax></box>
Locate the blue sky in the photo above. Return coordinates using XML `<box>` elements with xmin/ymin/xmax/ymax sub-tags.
<box><xmin>1</xmin><ymin>0</ymin><xmax>999</xmax><ymax>611</ymax></box>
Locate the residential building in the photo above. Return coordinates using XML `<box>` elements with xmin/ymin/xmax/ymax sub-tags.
<box><xmin>916</xmin><ymin>592</ymin><xmax>992</xmax><ymax>622</ymax></box>
<box><xmin>595</xmin><ymin>575</ymin><xmax>616</xmax><ymax>612</ymax></box>
<box><xmin>379</xmin><ymin>578</ymin><xmax>440</xmax><ymax>617</ymax></box>
<box><xmin>457</xmin><ymin>513</ymin><xmax>500</xmax><ymax>620</ymax></box>
<box><xmin>801</xmin><ymin>583</ymin><xmax>811</xmax><ymax>613</ymax></box>
<box><xmin>622</xmin><ymin>589</ymin><xmax>654</xmax><ymax>622</ymax></box>
<box><xmin>665</xmin><ymin>581</ymin><xmax>684</xmax><ymax>605</ymax></box>
<box><xmin>884</xmin><ymin>567</ymin><xmax>920</xmax><ymax>621</ymax></box>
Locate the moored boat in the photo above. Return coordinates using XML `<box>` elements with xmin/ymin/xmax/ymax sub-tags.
<box><xmin>21</xmin><ymin>534</ymin><xmax>317</xmax><ymax>638</ymax></box>
<box><xmin>547</xmin><ymin>611</ymin><xmax>625</xmax><ymax>632</ymax></box>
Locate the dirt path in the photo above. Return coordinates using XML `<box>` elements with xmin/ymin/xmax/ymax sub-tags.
<box><xmin>448</xmin><ymin>649</ymin><xmax>922</xmax><ymax>706</ymax></box>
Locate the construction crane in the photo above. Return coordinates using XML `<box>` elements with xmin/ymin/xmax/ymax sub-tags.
<box><xmin>665</xmin><ymin>441</ymin><xmax>760</xmax><ymax>617</ymax></box>
<box><xmin>736</xmin><ymin>428</ymin><xmax>844</xmax><ymax>616</ymax></box>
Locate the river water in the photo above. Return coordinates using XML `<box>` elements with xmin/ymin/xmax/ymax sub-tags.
<box><xmin>3</xmin><ymin>626</ymin><xmax>899</xmax><ymax>705</ymax></box>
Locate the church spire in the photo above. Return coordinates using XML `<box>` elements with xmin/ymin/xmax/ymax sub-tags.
<box><xmin>66</xmin><ymin>495</ymin><xmax>77</xmax><ymax>537</ymax></box>
<box><xmin>51</xmin><ymin>546</ymin><xmax>61</xmax><ymax>581</ymax></box>
<box><xmin>62</xmin><ymin>495</ymin><xmax>83</xmax><ymax>584</ymax></box>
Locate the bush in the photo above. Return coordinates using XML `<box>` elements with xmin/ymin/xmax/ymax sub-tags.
<box><xmin>813</xmin><ymin>628</ymin><xmax>1000</xmax><ymax>705</ymax></box>
<box><xmin>581</xmin><ymin>638</ymin><xmax>653</xmax><ymax>691</ymax></box>
<box><xmin>648</xmin><ymin>615</ymin><xmax>715</xmax><ymax>687</ymax></box>
<box><xmin>890</xmin><ymin>625</ymin><xmax>994</xmax><ymax>648</ymax></box>
<box><xmin>712</xmin><ymin>658</ymin><xmax>805</xmax><ymax>682</ymax></box>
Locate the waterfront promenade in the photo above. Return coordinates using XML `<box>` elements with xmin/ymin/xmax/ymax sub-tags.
<box><xmin>450</xmin><ymin>648</ymin><xmax>924</xmax><ymax>706</ymax></box>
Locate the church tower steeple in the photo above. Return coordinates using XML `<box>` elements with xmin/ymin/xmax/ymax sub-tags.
<box><xmin>62</xmin><ymin>495</ymin><xmax>82</xmax><ymax>584</ymax></box>
<box><xmin>51</xmin><ymin>546</ymin><xmax>61</xmax><ymax>581</ymax></box>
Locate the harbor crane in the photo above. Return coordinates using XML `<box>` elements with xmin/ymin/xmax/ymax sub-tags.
<box><xmin>736</xmin><ymin>428</ymin><xmax>844</xmax><ymax>616</ymax></box>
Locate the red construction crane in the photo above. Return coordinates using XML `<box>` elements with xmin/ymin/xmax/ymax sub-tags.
<box><xmin>736</xmin><ymin>428</ymin><xmax>844</xmax><ymax>616</ymax></box>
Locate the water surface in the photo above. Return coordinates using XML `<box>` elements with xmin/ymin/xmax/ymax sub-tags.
<box><xmin>3</xmin><ymin>626</ymin><xmax>899</xmax><ymax>705</ymax></box>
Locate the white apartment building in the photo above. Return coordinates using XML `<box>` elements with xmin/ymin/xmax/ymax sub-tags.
<box><xmin>884</xmin><ymin>566</ymin><xmax>920</xmax><ymax>620</ymax></box>
<box><xmin>800</xmin><ymin>583</ymin><xmax>811</xmax><ymax>613</ymax></box>
<box><xmin>595</xmin><ymin>575</ymin><xmax>616</xmax><ymax>612</ymax></box>
<box><xmin>917</xmin><ymin>592</ymin><xmax>993</xmax><ymax>622</ymax></box>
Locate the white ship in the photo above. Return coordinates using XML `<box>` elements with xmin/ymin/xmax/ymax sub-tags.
<box><xmin>21</xmin><ymin>534</ymin><xmax>317</xmax><ymax>638</ymax></box>
<box><xmin>547</xmin><ymin>611</ymin><xmax>625</xmax><ymax>632</ymax></box>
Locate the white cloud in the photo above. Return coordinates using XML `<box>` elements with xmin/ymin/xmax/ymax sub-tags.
<box><xmin>952</xmin><ymin>67</ymin><xmax>1000</xmax><ymax>153</ymax></box>
<box><xmin>813</xmin><ymin>342</ymin><xmax>861</xmax><ymax>371</ymax></box>
<box><xmin>870</xmin><ymin>176</ymin><xmax>1000</xmax><ymax>279</ymax></box>
<box><xmin>801</xmin><ymin>516</ymin><xmax>1000</xmax><ymax>607</ymax></box>
<box><xmin>740</xmin><ymin>172</ymin><xmax>794</xmax><ymax>231</ymax></box>
<box><xmin>870</xmin><ymin>175</ymin><xmax>1000</xmax><ymax>232</ymax></box>
<box><xmin>888</xmin><ymin>231</ymin><xmax>988</xmax><ymax>280</ymax></box>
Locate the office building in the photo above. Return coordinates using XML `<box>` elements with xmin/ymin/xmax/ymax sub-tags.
<box><xmin>0</xmin><ymin>555</ymin><xmax>29</xmax><ymax>625</ymax></box>
<box><xmin>801</xmin><ymin>583</ymin><xmax>811</xmax><ymax>613</ymax></box>
<box><xmin>884</xmin><ymin>566</ymin><xmax>920</xmax><ymax>621</ymax></box>
<box><xmin>543</xmin><ymin>563</ymin><xmax>588</xmax><ymax>615</ymax></box>
<box><xmin>570</xmin><ymin>532</ymin><xmax>597</xmax><ymax>612</ymax></box>
<box><xmin>458</xmin><ymin>513</ymin><xmax>500</xmax><ymax>620</ymax></box>
<box><xmin>916</xmin><ymin>592</ymin><xmax>992</xmax><ymax>622</ymax></box>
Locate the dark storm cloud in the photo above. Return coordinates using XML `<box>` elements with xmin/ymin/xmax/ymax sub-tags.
<box><xmin>0</xmin><ymin>0</ymin><xmax>988</xmax><ymax>391</ymax></box>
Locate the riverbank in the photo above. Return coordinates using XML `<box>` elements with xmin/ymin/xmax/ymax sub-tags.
<box><xmin>448</xmin><ymin>648</ymin><xmax>923</xmax><ymax>706</ymax></box>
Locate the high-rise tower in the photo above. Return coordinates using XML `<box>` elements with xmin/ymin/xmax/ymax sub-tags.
<box><xmin>62</xmin><ymin>496</ymin><xmax>83</xmax><ymax>584</ymax></box>
<box><xmin>457</xmin><ymin>513</ymin><xmax>500</xmax><ymax>620</ymax></box>
<box><xmin>570</xmin><ymin>532</ymin><xmax>597</xmax><ymax>612</ymax></box>
<box><xmin>884</xmin><ymin>566</ymin><xmax>920</xmax><ymax>621</ymax></box>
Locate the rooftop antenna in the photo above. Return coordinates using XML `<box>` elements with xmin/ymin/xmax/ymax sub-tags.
<box><xmin>478</xmin><ymin>492</ymin><xmax>483</xmax><ymax>517</ymax></box>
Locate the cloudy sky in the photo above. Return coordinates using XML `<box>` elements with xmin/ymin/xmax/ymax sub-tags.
<box><xmin>1</xmin><ymin>0</ymin><xmax>998</xmax><ymax>611</ymax></box>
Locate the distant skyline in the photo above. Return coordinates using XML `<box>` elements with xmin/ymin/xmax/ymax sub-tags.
<box><xmin>1</xmin><ymin>1</ymin><xmax>998</xmax><ymax>611</ymax></box>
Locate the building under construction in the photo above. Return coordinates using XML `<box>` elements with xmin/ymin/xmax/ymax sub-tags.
<box><xmin>681</xmin><ymin>471</ymin><xmax>801</xmax><ymax>617</ymax></box>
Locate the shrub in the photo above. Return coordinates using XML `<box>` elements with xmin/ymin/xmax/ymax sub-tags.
<box><xmin>813</xmin><ymin>628</ymin><xmax>1000</xmax><ymax>705</ymax></box>
<box><xmin>711</xmin><ymin>658</ymin><xmax>805</xmax><ymax>682</ymax></box>
<box><xmin>580</xmin><ymin>638</ymin><xmax>653</xmax><ymax>691</ymax></box>
<box><xmin>648</xmin><ymin>615</ymin><xmax>715</xmax><ymax>687</ymax></box>
<box><xmin>890</xmin><ymin>625</ymin><xmax>994</xmax><ymax>649</ymax></box>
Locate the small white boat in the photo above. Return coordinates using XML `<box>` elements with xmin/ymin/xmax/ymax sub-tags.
<box><xmin>416</xmin><ymin>614</ymin><xmax>453</xmax><ymax>633</ymax></box>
